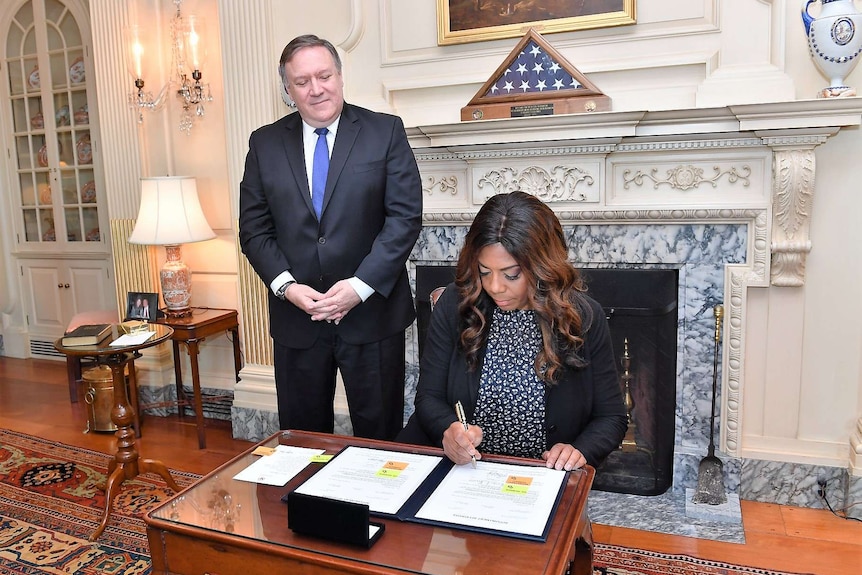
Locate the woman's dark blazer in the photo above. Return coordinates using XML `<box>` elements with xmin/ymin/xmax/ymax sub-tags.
<box><xmin>408</xmin><ymin>282</ymin><xmax>627</xmax><ymax>467</ymax></box>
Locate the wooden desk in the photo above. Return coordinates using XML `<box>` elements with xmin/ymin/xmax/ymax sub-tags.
<box><xmin>55</xmin><ymin>324</ymin><xmax>179</xmax><ymax>541</ymax></box>
<box><xmin>146</xmin><ymin>431</ymin><xmax>595</xmax><ymax>575</ymax></box>
<box><xmin>153</xmin><ymin>308</ymin><xmax>242</xmax><ymax>449</ymax></box>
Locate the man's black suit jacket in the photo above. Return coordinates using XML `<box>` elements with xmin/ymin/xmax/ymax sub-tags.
<box><xmin>239</xmin><ymin>103</ymin><xmax>422</xmax><ymax>349</ymax></box>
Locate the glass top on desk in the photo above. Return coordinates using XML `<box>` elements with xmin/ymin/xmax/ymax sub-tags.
<box><xmin>146</xmin><ymin>431</ymin><xmax>588</xmax><ymax>575</ymax></box>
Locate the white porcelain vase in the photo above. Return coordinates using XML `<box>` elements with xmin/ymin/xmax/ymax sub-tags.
<box><xmin>802</xmin><ymin>0</ymin><xmax>862</xmax><ymax>96</ymax></box>
<box><xmin>802</xmin><ymin>0</ymin><xmax>862</xmax><ymax>98</ymax></box>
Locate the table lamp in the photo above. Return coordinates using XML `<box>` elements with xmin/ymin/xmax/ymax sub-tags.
<box><xmin>128</xmin><ymin>176</ymin><xmax>215</xmax><ymax>317</ymax></box>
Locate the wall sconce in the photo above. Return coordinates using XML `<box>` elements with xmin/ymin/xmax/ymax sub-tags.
<box><xmin>125</xmin><ymin>23</ymin><xmax>167</xmax><ymax>122</ymax></box>
<box><xmin>125</xmin><ymin>0</ymin><xmax>213</xmax><ymax>134</ymax></box>
<box><xmin>128</xmin><ymin>176</ymin><xmax>216</xmax><ymax>317</ymax></box>
<box><xmin>173</xmin><ymin>10</ymin><xmax>213</xmax><ymax>134</ymax></box>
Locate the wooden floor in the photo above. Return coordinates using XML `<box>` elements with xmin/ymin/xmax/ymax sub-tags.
<box><xmin>0</xmin><ymin>356</ymin><xmax>859</xmax><ymax>575</ymax></box>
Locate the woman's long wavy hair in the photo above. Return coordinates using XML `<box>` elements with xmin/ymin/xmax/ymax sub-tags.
<box><xmin>455</xmin><ymin>191</ymin><xmax>590</xmax><ymax>384</ymax></box>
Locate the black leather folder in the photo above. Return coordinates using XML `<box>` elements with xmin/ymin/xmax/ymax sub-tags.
<box><xmin>283</xmin><ymin>446</ymin><xmax>567</xmax><ymax>542</ymax></box>
<box><xmin>287</xmin><ymin>491</ymin><xmax>385</xmax><ymax>548</ymax></box>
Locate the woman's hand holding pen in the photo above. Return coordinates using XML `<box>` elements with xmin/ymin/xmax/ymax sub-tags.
<box><xmin>542</xmin><ymin>443</ymin><xmax>586</xmax><ymax>471</ymax></box>
<box><xmin>442</xmin><ymin>420</ymin><xmax>483</xmax><ymax>466</ymax></box>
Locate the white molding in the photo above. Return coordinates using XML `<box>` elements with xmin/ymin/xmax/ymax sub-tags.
<box><xmin>233</xmin><ymin>364</ymin><xmax>278</xmax><ymax>412</ymax></box>
<box><xmin>741</xmin><ymin>435</ymin><xmax>852</xmax><ymax>468</ymax></box>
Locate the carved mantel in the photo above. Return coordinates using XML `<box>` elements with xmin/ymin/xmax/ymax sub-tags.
<box><xmin>405</xmin><ymin>98</ymin><xmax>862</xmax><ymax>457</ymax></box>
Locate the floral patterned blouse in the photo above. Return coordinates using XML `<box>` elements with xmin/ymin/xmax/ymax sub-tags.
<box><xmin>473</xmin><ymin>307</ymin><xmax>546</xmax><ymax>458</ymax></box>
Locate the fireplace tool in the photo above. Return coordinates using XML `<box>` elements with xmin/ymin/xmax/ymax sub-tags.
<box><xmin>692</xmin><ymin>304</ymin><xmax>726</xmax><ymax>505</ymax></box>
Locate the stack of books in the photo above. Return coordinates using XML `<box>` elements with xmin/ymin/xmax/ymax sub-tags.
<box><xmin>61</xmin><ymin>323</ymin><xmax>112</xmax><ymax>346</ymax></box>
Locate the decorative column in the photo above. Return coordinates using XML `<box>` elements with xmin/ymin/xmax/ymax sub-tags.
<box><xmin>218</xmin><ymin>0</ymin><xmax>283</xmax><ymax>439</ymax></box>
<box><xmin>88</xmin><ymin>0</ymin><xmax>146</xmax><ymax>219</ymax></box>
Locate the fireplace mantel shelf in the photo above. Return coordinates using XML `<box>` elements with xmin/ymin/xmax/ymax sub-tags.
<box><xmin>406</xmin><ymin>98</ymin><xmax>862</xmax><ymax>149</ymax></box>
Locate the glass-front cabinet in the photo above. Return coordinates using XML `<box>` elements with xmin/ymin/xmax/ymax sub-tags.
<box><xmin>1</xmin><ymin>0</ymin><xmax>114</xmax><ymax>350</ymax></box>
<box><xmin>4</xmin><ymin>0</ymin><xmax>103</xmax><ymax>248</ymax></box>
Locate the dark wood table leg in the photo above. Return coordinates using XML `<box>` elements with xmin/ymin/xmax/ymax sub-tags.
<box><xmin>229</xmin><ymin>325</ymin><xmax>241</xmax><ymax>382</ymax></box>
<box><xmin>67</xmin><ymin>356</ymin><xmax>81</xmax><ymax>402</ymax></box>
<box><xmin>187</xmin><ymin>339</ymin><xmax>207</xmax><ymax>449</ymax></box>
<box><xmin>572</xmin><ymin>515</ymin><xmax>594</xmax><ymax>575</ymax></box>
<box><xmin>90</xmin><ymin>353</ymin><xmax>178</xmax><ymax>541</ymax></box>
<box><xmin>127</xmin><ymin>357</ymin><xmax>141</xmax><ymax>438</ymax></box>
<box><xmin>172</xmin><ymin>339</ymin><xmax>184</xmax><ymax>415</ymax></box>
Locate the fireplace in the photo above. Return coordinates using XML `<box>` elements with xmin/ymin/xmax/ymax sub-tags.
<box><xmin>582</xmin><ymin>268</ymin><xmax>678</xmax><ymax>496</ymax></box>
<box><xmin>405</xmin><ymin>215</ymin><xmax>745</xmax><ymax>499</ymax></box>
<box><xmin>415</xmin><ymin>265</ymin><xmax>678</xmax><ymax>496</ymax></box>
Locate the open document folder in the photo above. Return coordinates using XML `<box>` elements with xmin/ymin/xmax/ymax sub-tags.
<box><xmin>286</xmin><ymin>445</ymin><xmax>569</xmax><ymax>541</ymax></box>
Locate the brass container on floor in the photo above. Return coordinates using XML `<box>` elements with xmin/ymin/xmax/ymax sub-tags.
<box><xmin>83</xmin><ymin>365</ymin><xmax>119</xmax><ymax>432</ymax></box>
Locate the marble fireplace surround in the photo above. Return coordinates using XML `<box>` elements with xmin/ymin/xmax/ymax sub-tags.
<box><xmin>399</xmin><ymin>99</ymin><xmax>862</xmax><ymax>501</ymax></box>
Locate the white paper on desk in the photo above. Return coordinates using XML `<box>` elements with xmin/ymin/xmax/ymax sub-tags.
<box><xmin>232</xmin><ymin>445</ymin><xmax>325</xmax><ymax>486</ymax></box>
<box><xmin>293</xmin><ymin>446</ymin><xmax>443</xmax><ymax>515</ymax></box>
<box><xmin>414</xmin><ymin>460</ymin><xmax>567</xmax><ymax>538</ymax></box>
<box><xmin>109</xmin><ymin>331</ymin><xmax>155</xmax><ymax>346</ymax></box>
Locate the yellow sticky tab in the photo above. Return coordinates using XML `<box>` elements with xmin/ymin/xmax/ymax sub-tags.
<box><xmin>252</xmin><ymin>446</ymin><xmax>276</xmax><ymax>456</ymax></box>
<box><xmin>376</xmin><ymin>460</ymin><xmax>409</xmax><ymax>478</ymax></box>
<box><xmin>502</xmin><ymin>475</ymin><xmax>533</xmax><ymax>495</ymax></box>
<box><xmin>311</xmin><ymin>454</ymin><xmax>333</xmax><ymax>463</ymax></box>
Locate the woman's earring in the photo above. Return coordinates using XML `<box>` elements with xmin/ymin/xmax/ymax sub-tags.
<box><xmin>534</xmin><ymin>281</ymin><xmax>546</xmax><ymax>303</ymax></box>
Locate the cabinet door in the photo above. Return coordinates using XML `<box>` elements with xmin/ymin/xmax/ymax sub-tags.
<box><xmin>21</xmin><ymin>260</ymin><xmax>65</xmax><ymax>333</ymax></box>
<box><xmin>66</xmin><ymin>261</ymin><xmax>113</xmax><ymax>318</ymax></box>
<box><xmin>3</xmin><ymin>0</ymin><xmax>105</xmax><ymax>250</ymax></box>
<box><xmin>20</xmin><ymin>258</ymin><xmax>113</xmax><ymax>336</ymax></box>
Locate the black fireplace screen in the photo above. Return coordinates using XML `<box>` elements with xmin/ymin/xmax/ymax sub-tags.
<box><xmin>580</xmin><ymin>268</ymin><xmax>678</xmax><ymax>496</ymax></box>
<box><xmin>415</xmin><ymin>266</ymin><xmax>678</xmax><ymax>496</ymax></box>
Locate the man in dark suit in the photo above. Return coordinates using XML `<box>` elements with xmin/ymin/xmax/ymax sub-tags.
<box><xmin>239</xmin><ymin>35</ymin><xmax>422</xmax><ymax>440</ymax></box>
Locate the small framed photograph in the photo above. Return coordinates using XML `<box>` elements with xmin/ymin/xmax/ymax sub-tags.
<box><xmin>126</xmin><ymin>291</ymin><xmax>158</xmax><ymax>322</ymax></box>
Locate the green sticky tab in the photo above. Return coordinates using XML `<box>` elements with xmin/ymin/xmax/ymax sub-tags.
<box><xmin>502</xmin><ymin>483</ymin><xmax>529</xmax><ymax>495</ymax></box>
<box><xmin>311</xmin><ymin>454</ymin><xmax>333</xmax><ymax>463</ymax></box>
<box><xmin>376</xmin><ymin>468</ymin><xmax>402</xmax><ymax>478</ymax></box>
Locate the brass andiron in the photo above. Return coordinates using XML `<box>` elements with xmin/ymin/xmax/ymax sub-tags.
<box><xmin>620</xmin><ymin>338</ymin><xmax>639</xmax><ymax>452</ymax></box>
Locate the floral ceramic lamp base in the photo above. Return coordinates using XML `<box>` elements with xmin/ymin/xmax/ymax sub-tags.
<box><xmin>160</xmin><ymin>244</ymin><xmax>193</xmax><ymax>318</ymax></box>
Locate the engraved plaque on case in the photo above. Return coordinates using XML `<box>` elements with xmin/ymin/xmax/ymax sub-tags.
<box><xmin>510</xmin><ymin>103</ymin><xmax>555</xmax><ymax>117</ymax></box>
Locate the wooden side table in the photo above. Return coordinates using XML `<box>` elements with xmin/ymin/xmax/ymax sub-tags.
<box><xmin>55</xmin><ymin>324</ymin><xmax>179</xmax><ymax>541</ymax></box>
<box><xmin>153</xmin><ymin>308</ymin><xmax>242</xmax><ymax>449</ymax></box>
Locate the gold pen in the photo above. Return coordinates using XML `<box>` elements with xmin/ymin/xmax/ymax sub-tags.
<box><xmin>455</xmin><ymin>400</ymin><xmax>477</xmax><ymax>469</ymax></box>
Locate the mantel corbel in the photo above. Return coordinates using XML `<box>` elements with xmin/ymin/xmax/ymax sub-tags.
<box><xmin>758</xmin><ymin>131</ymin><xmax>836</xmax><ymax>287</ymax></box>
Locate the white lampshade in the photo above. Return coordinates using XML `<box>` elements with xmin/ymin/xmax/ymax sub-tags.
<box><xmin>128</xmin><ymin>176</ymin><xmax>215</xmax><ymax>246</ymax></box>
<box><xmin>128</xmin><ymin>176</ymin><xmax>214</xmax><ymax>317</ymax></box>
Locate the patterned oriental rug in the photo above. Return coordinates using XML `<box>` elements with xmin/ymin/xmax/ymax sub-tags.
<box><xmin>0</xmin><ymin>428</ymin><xmax>807</xmax><ymax>575</ymax></box>
<box><xmin>591</xmin><ymin>545</ymin><xmax>808</xmax><ymax>575</ymax></box>
<box><xmin>0</xmin><ymin>428</ymin><xmax>197</xmax><ymax>575</ymax></box>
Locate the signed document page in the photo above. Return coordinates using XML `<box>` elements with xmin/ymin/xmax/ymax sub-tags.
<box><xmin>233</xmin><ymin>445</ymin><xmax>325</xmax><ymax>486</ymax></box>
<box><xmin>413</xmin><ymin>460</ymin><xmax>567</xmax><ymax>538</ymax></box>
<box><xmin>293</xmin><ymin>446</ymin><xmax>443</xmax><ymax>515</ymax></box>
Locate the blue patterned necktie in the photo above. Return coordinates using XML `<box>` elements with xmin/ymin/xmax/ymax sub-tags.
<box><xmin>311</xmin><ymin>127</ymin><xmax>329</xmax><ymax>218</ymax></box>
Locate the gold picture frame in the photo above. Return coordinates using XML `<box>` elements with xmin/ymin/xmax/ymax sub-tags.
<box><xmin>438</xmin><ymin>1</ymin><xmax>636</xmax><ymax>46</ymax></box>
